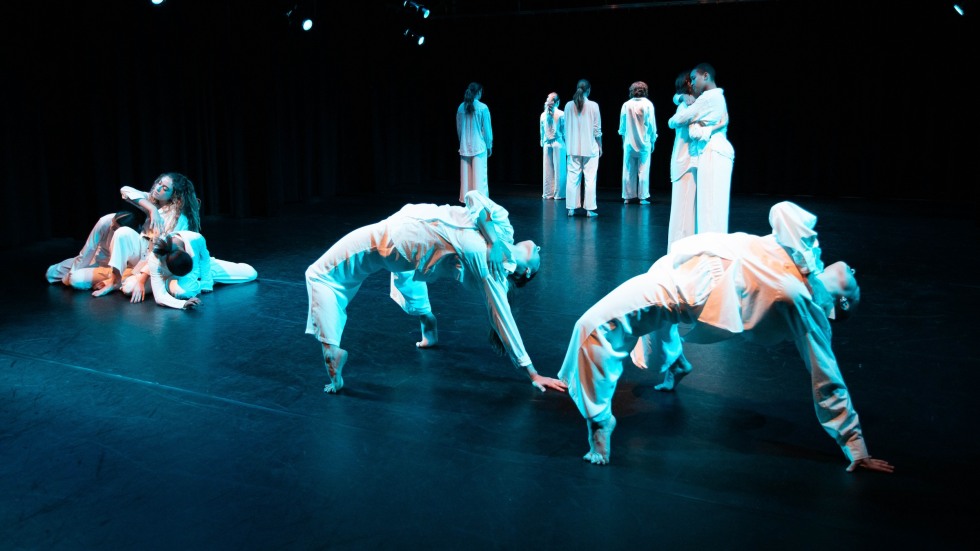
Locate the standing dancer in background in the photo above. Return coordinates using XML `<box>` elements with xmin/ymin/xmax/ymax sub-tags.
<box><xmin>457</xmin><ymin>82</ymin><xmax>494</xmax><ymax>203</ymax></box>
<box><xmin>540</xmin><ymin>91</ymin><xmax>566</xmax><ymax>200</ymax></box>
<box><xmin>564</xmin><ymin>79</ymin><xmax>602</xmax><ymax>218</ymax></box>
<box><xmin>666</xmin><ymin>71</ymin><xmax>697</xmax><ymax>250</ymax></box>
<box><xmin>618</xmin><ymin>81</ymin><xmax>657</xmax><ymax>205</ymax></box>
<box><xmin>668</xmin><ymin>63</ymin><xmax>734</xmax><ymax>234</ymax></box>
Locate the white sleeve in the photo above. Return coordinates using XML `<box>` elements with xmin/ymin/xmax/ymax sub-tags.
<box><xmin>783</xmin><ymin>296</ymin><xmax>868</xmax><ymax>462</ymax></box>
<box><xmin>196</xmin><ymin>236</ymin><xmax>213</xmax><ymax>291</ymax></box>
<box><xmin>463</xmin><ymin>190</ymin><xmax>515</xmax><ymax>244</ymax></box>
<box><xmin>482</xmin><ymin>276</ymin><xmax>532</xmax><ymax>367</ymax></box>
<box><xmin>120</xmin><ymin>186</ymin><xmax>149</xmax><ymax>203</ymax></box>
<box><xmin>147</xmin><ymin>254</ymin><xmax>187</xmax><ymax>310</ymax></box>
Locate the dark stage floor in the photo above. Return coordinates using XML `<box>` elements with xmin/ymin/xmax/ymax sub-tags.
<box><xmin>2</xmin><ymin>187</ymin><xmax>977</xmax><ymax>550</ymax></box>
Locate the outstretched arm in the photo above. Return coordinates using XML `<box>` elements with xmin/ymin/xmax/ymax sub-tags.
<box><xmin>788</xmin><ymin>299</ymin><xmax>892</xmax><ymax>473</ymax></box>
<box><xmin>482</xmin><ymin>275</ymin><xmax>566</xmax><ymax>393</ymax></box>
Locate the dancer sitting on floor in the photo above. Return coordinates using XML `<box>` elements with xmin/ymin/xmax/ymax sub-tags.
<box><xmin>557</xmin><ymin>200</ymin><xmax>894</xmax><ymax>474</ymax></box>
<box><xmin>305</xmin><ymin>190</ymin><xmax>567</xmax><ymax>394</ymax></box>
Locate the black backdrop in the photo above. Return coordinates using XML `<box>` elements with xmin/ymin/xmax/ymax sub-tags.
<box><xmin>1</xmin><ymin>0</ymin><xmax>972</xmax><ymax>249</ymax></box>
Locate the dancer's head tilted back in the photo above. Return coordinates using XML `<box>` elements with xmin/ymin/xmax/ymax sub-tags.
<box><xmin>152</xmin><ymin>172</ymin><xmax>201</xmax><ymax>232</ymax></box>
<box><xmin>817</xmin><ymin>261</ymin><xmax>860</xmax><ymax>322</ymax></box>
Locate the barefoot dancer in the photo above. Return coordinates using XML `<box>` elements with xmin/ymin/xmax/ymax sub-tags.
<box><xmin>305</xmin><ymin>190</ymin><xmax>567</xmax><ymax>395</ymax></box>
<box><xmin>558</xmin><ymin>201</ymin><xmax>894</xmax><ymax>474</ymax></box>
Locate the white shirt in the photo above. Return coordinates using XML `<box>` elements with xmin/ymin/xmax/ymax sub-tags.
<box><xmin>144</xmin><ymin>230</ymin><xmax>213</xmax><ymax>309</ymax></box>
<box><xmin>380</xmin><ymin>191</ymin><xmax>530</xmax><ymax>366</ymax></box>
<box><xmin>456</xmin><ymin>100</ymin><xmax>493</xmax><ymax>156</ymax></box>
<box><xmin>650</xmin><ymin>201</ymin><xmax>865</xmax><ymax>460</ymax></box>
<box><xmin>669</xmin><ymin>94</ymin><xmax>693</xmax><ymax>182</ymax></box>
<box><xmin>667</xmin><ymin>88</ymin><xmax>732</xmax><ymax>159</ymax></box>
<box><xmin>540</xmin><ymin>108</ymin><xmax>566</xmax><ymax>146</ymax></box>
<box><xmin>618</xmin><ymin>97</ymin><xmax>657</xmax><ymax>153</ymax></box>
<box><xmin>120</xmin><ymin>186</ymin><xmax>189</xmax><ymax>237</ymax></box>
<box><xmin>564</xmin><ymin>98</ymin><xmax>602</xmax><ymax>157</ymax></box>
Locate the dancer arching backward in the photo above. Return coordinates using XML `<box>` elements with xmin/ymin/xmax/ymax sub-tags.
<box><xmin>557</xmin><ymin>201</ymin><xmax>894</xmax><ymax>474</ymax></box>
<box><xmin>305</xmin><ymin>190</ymin><xmax>567</xmax><ymax>395</ymax></box>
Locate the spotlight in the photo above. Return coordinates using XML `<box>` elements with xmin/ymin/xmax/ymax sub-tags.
<box><xmin>151</xmin><ymin>0</ymin><xmax>165</xmax><ymax>5</ymax></box>
<box><xmin>403</xmin><ymin>29</ymin><xmax>425</xmax><ymax>46</ymax></box>
<box><xmin>285</xmin><ymin>2</ymin><xmax>316</xmax><ymax>32</ymax></box>
<box><xmin>404</xmin><ymin>1</ymin><xmax>430</xmax><ymax>19</ymax></box>
<box><xmin>954</xmin><ymin>3</ymin><xmax>965</xmax><ymax>15</ymax></box>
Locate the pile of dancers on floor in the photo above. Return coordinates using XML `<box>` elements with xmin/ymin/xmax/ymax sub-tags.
<box><xmin>46</xmin><ymin>172</ymin><xmax>257</xmax><ymax>310</ymax></box>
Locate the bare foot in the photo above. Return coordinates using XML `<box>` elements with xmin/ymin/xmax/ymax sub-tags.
<box><xmin>416</xmin><ymin>312</ymin><xmax>438</xmax><ymax>348</ymax></box>
<box><xmin>583</xmin><ymin>415</ymin><xmax>616</xmax><ymax>465</ymax></box>
<box><xmin>654</xmin><ymin>356</ymin><xmax>693</xmax><ymax>392</ymax></box>
<box><xmin>322</xmin><ymin>345</ymin><xmax>348</xmax><ymax>394</ymax></box>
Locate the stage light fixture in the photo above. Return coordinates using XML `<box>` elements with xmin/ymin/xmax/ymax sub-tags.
<box><xmin>404</xmin><ymin>1</ymin><xmax>430</xmax><ymax>19</ymax></box>
<box><xmin>954</xmin><ymin>3</ymin><xmax>965</xmax><ymax>15</ymax></box>
<box><xmin>403</xmin><ymin>29</ymin><xmax>425</xmax><ymax>46</ymax></box>
<box><xmin>285</xmin><ymin>2</ymin><xmax>316</xmax><ymax>32</ymax></box>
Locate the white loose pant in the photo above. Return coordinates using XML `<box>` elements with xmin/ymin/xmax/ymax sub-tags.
<box><xmin>667</xmin><ymin>170</ymin><xmax>697</xmax><ymax>251</ymax></box>
<box><xmin>566</xmin><ymin>155</ymin><xmax>599</xmax><ymax>211</ymax></box>
<box><xmin>542</xmin><ymin>142</ymin><xmax>566</xmax><ymax>199</ymax></box>
<box><xmin>621</xmin><ymin>148</ymin><xmax>651</xmax><ymax>201</ymax></box>
<box><xmin>557</xmin><ymin>267</ymin><xmax>712</xmax><ymax>423</ymax></box>
<box><xmin>459</xmin><ymin>151</ymin><xmax>488</xmax><ymax>203</ymax></box>
<box><xmin>695</xmin><ymin>147</ymin><xmax>735</xmax><ymax>234</ymax></box>
<box><xmin>305</xmin><ymin>223</ymin><xmax>431</xmax><ymax>346</ymax></box>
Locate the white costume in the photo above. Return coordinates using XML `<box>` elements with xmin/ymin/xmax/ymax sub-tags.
<box><xmin>618</xmin><ymin>96</ymin><xmax>657</xmax><ymax>202</ymax></box>
<box><xmin>557</xmin><ymin>201</ymin><xmax>871</xmax><ymax>463</ymax></box>
<box><xmin>564</xmin><ymin>97</ymin><xmax>602</xmax><ymax>212</ymax></box>
<box><xmin>456</xmin><ymin>99</ymin><xmax>493</xmax><ymax>203</ymax></box>
<box><xmin>540</xmin><ymin>106</ymin><xmax>567</xmax><ymax>199</ymax></box>
<box><xmin>667</xmin><ymin>94</ymin><xmax>697</xmax><ymax>250</ymax></box>
<box><xmin>305</xmin><ymin>190</ymin><xmax>533</xmax><ymax>368</ymax></box>
<box><xmin>667</xmin><ymin>87</ymin><xmax>735</xmax><ymax>234</ymax></box>
<box><xmin>123</xmin><ymin>230</ymin><xmax>258</xmax><ymax>309</ymax></box>
<box><xmin>46</xmin><ymin>213</ymin><xmax>118</xmax><ymax>289</ymax></box>
<box><xmin>120</xmin><ymin>186</ymin><xmax>188</xmax><ymax>236</ymax></box>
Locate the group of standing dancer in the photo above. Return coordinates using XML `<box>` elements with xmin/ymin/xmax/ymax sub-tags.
<box><xmin>460</xmin><ymin>64</ymin><xmax>734</xmax><ymax>234</ymax></box>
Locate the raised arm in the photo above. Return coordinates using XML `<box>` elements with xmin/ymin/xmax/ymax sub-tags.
<box><xmin>120</xmin><ymin>186</ymin><xmax>165</xmax><ymax>236</ymax></box>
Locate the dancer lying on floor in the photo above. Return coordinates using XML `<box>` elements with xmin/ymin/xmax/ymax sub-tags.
<box><xmin>557</xmin><ymin>200</ymin><xmax>894</xmax><ymax>474</ymax></box>
<box><xmin>305</xmin><ymin>190</ymin><xmax>567</xmax><ymax>394</ymax></box>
